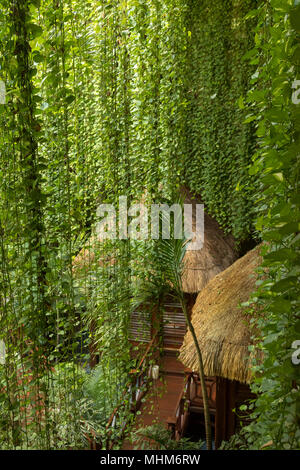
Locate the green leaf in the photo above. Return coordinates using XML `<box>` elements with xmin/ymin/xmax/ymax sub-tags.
<box><xmin>66</xmin><ymin>95</ymin><xmax>75</xmax><ymax>104</ymax></box>
<box><xmin>290</xmin><ymin>6</ymin><xmax>300</xmax><ymax>32</ymax></box>
<box><xmin>28</xmin><ymin>24</ymin><xmax>43</xmax><ymax>39</ymax></box>
<box><xmin>264</xmin><ymin>248</ymin><xmax>296</xmax><ymax>262</ymax></box>
<box><xmin>237</xmin><ymin>96</ymin><xmax>244</xmax><ymax>109</ymax></box>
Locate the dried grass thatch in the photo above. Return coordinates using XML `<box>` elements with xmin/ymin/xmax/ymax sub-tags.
<box><xmin>72</xmin><ymin>236</ymin><xmax>115</xmax><ymax>274</ymax></box>
<box><xmin>179</xmin><ymin>244</ymin><xmax>263</xmax><ymax>384</ymax></box>
<box><xmin>73</xmin><ymin>187</ymin><xmax>237</xmax><ymax>292</ymax></box>
<box><xmin>181</xmin><ymin>187</ymin><xmax>237</xmax><ymax>293</ymax></box>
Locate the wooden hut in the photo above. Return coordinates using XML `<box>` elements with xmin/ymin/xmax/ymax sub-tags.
<box><xmin>179</xmin><ymin>244</ymin><xmax>263</xmax><ymax>447</ymax></box>
<box><xmin>73</xmin><ymin>189</ymin><xmax>238</xmax><ymax>351</ymax></box>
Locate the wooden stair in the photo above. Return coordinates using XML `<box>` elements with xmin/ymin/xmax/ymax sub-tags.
<box><xmin>122</xmin><ymin>351</ymin><xmax>186</xmax><ymax>449</ymax></box>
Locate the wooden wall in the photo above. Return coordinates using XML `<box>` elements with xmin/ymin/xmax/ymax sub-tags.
<box><xmin>215</xmin><ymin>377</ymin><xmax>255</xmax><ymax>448</ymax></box>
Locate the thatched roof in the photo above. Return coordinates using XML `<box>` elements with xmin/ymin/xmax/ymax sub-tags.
<box><xmin>73</xmin><ymin>188</ymin><xmax>237</xmax><ymax>292</ymax></box>
<box><xmin>181</xmin><ymin>188</ymin><xmax>237</xmax><ymax>293</ymax></box>
<box><xmin>73</xmin><ymin>236</ymin><xmax>115</xmax><ymax>274</ymax></box>
<box><xmin>179</xmin><ymin>244</ymin><xmax>263</xmax><ymax>384</ymax></box>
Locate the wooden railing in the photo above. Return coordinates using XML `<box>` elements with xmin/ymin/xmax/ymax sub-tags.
<box><xmin>167</xmin><ymin>372</ymin><xmax>217</xmax><ymax>442</ymax></box>
<box><xmin>167</xmin><ymin>371</ymin><xmax>194</xmax><ymax>440</ymax></box>
<box><xmin>188</xmin><ymin>374</ymin><xmax>217</xmax><ymax>415</ymax></box>
<box><xmin>88</xmin><ymin>333</ymin><xmax>158</xmax><ymax>450</ymax></box>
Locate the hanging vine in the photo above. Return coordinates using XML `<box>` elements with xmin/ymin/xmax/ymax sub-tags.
<box><xmin>1</xmin><ymin>0</ymin><xmax>295</xmax><ymax>452</ymax></box>
<box><xmin>184</xmin><ymin>0</ymin><xmax>258</xmax><ymax>242</ymax></box>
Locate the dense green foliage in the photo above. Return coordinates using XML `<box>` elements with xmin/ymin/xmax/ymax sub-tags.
<box><xmin>0</xmin><ymin>0</ymin><xmax>298</xmax><ymax>451</ymax></box>
<box><xmin>131</xmin><ymin>423</ymin><xmax>205</xmax><ymax>450</ymax></box>
<box><xmin>223</xmin><ymin>0</ymin><xmax>300</xmax><ymax>450</ymax></box>
<box><xmin>184</xmin><ymin>0</ymin><xmax>258</xmax><ymax>241</ymax></box>
<box><xmin>247</xmin><ymin>0</ymin><xmax>300</xmax><ymax>449</ymax></box>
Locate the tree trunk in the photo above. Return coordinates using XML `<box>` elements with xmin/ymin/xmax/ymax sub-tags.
<box><xmin>181</xmin><ymin>298</ymin><xmax>212</xmax><ymax>450</ymax></box>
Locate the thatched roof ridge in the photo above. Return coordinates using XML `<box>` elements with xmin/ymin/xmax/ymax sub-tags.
<box><xmin>181</xmin><ymin>187</ymin><xmax>237</xmax><ymax>293</ymax></box>
<box><xmin>179</xmin><ymin>244</ymin><xmax>263</xmax><ymax>384</ymax></box>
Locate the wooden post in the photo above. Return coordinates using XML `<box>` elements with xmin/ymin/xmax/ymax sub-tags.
<box><xmin>227</xmin><ymin>380</ymin><xmax>237</xmax><ymax>437</ymax></box>
<box><xmin>215</xmin><ymin>377</ymin><xmax>227</xmax><ymax>449</ymax></box>
<box><xmin>167</xmin><ymin>416</ymin><xmax>176</xmax><ymax>439</ymax></box>
<box><xmin>215</xmin><ymin>377</ymin><xmax>238</xmax><ymax>448</ymax></box>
